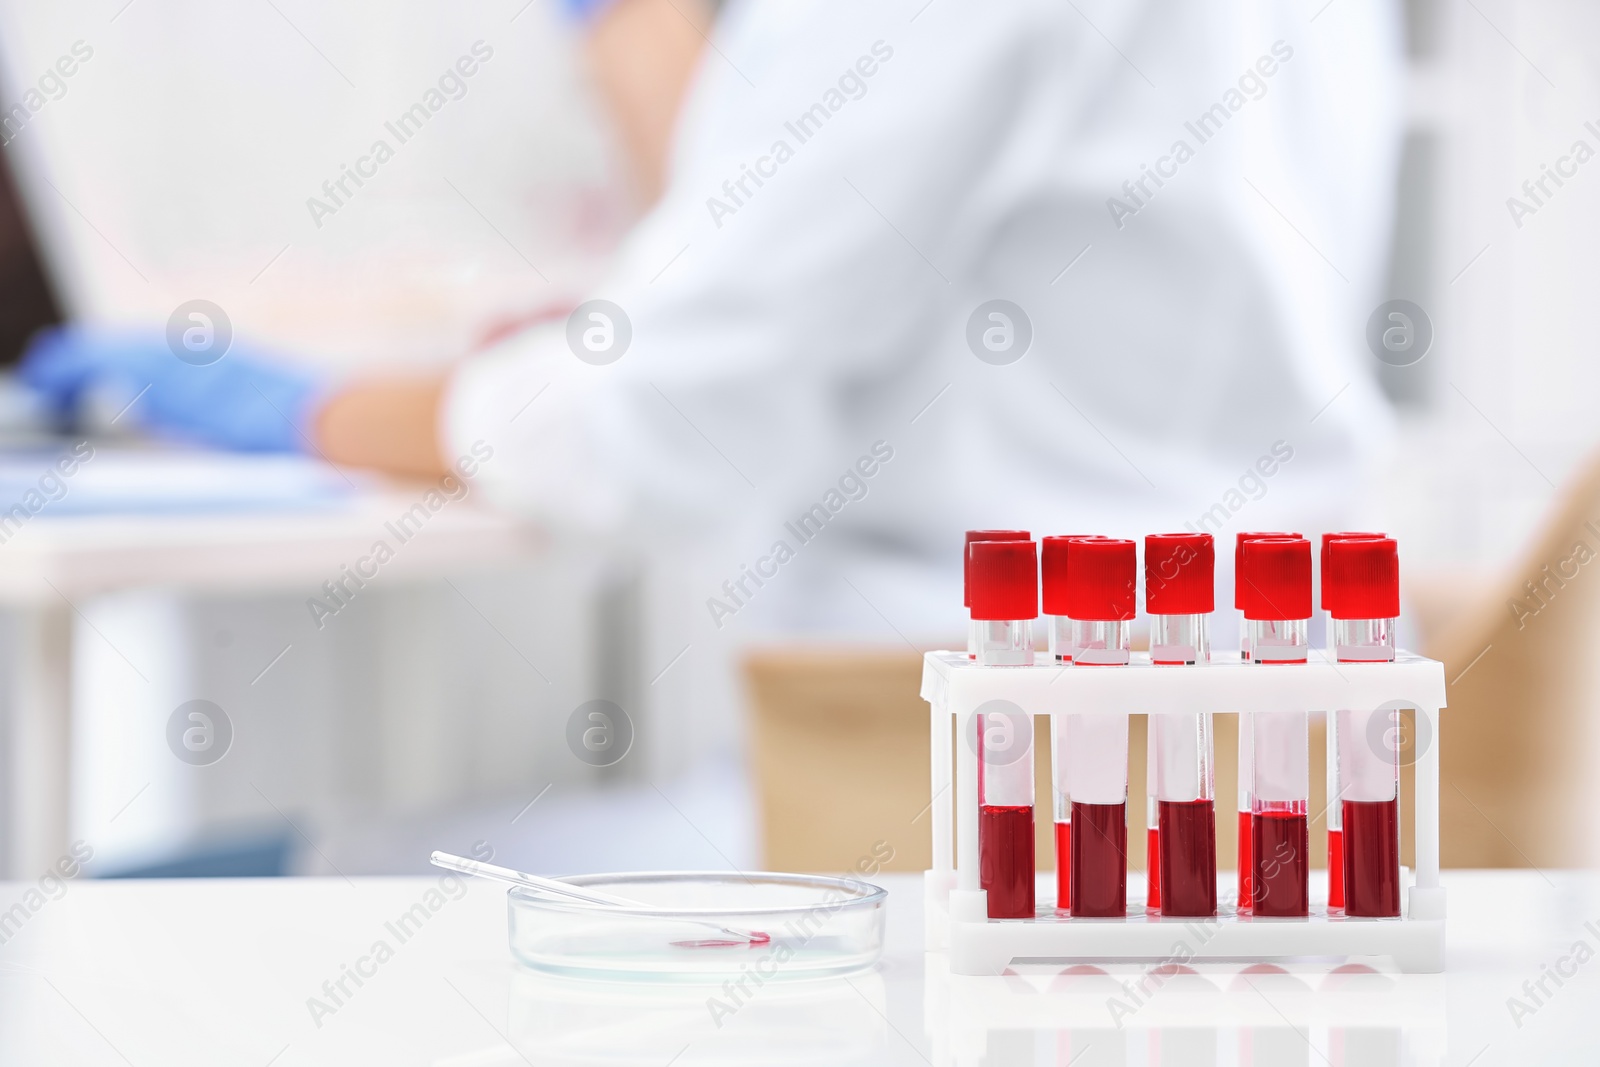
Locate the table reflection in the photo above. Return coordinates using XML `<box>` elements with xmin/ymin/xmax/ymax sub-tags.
<box><xmin>506</xmin><ymin>967</ymin><xmax>890</xmax><ymax>1065</ymax></box>
<box><xmin>926</xmin><ymin>958</ymin><xmax>1445</xmax><ymax>1066</ymax></box>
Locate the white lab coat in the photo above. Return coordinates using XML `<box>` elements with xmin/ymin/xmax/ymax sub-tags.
<box><xmin>445</xmin><ymin>0</ymin><xmax>1405</xmax><ymax>643</ymax></box>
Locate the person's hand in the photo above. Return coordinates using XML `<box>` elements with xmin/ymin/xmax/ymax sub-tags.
<box><xmin>19</xmin><ymin>324</ymin><xmax>327</xmax><ymax>453</ymax></box>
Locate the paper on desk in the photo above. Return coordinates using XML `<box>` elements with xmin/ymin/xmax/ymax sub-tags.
<box><xmin>0</xmin><ymin>447</ymin><xmax>361</xmax><ymax>516</ymax></box>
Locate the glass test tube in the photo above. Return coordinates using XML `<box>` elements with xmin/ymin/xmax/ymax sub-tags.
<box><xmin>1052</xmin><ymin>725</ymin><xmax>1071</xmax><ymax>911</ymax></box>
<box><xmin>1243</xmin><ymin>537</ymin><xmax>1313</xmax><ymax>918</ymax></box>
<box><xmin>1145</xmin><ymin>744</ymin><xmax>1160</xmax><ymax>914</ymax></box>
<box><xmin>1329</xmin><ymin>537</ymin><xmax>1402</xmax><ymax>918</ymax></box>
<box><xmin>970</xmin><ymin>539</ymin><xmax>1037</xmax><ymax>918</ymax></box>
<box><xmin>1319</xmin><ymin>531</ymin><xmax>1386</xmax><ymax>912</ymax></box>
<box><xmin>1235</xmin><ymin>532</ymin><xmax>1299</xmax><ymax>662</ymax></box>
<box><xmin>1043</xmin><ymin>534</ymin><xmax>1116</xmax><ymax>911</ymax></box>
<box><xmin>1041</xmin><ymin>535</ymin><xmax>1075</xmax><ymax>910</ymax></box>
<box><xmin>965</xmin><ymin>529</ymin><xmax>1030</xmax><ymax>658</ymax></box>
<box><xmin>1041</xmin><ymin>535</ymin><xmax>1097</xmax><ymax>663</ymax></box>
<box><xmin>1062</xmin><ymin>538</ymin><xmax>1135</xmax><ymax>918</ymax></box>
<box><xmin>978</xmin><ymin>708</ymin><xmax>1036</xmax><ymax>919</ymax></box>
<box><xmin>1326</xmin><ymin>730</ymin><xmax>1343</xmax><ymax>912</ymax></box>
<box><xmin>1147</xmin><ymin>532</ymin><xmax>1218</xmax><ymax>917</ymax></box>
<box><xmin>1234</xmin><ymin>531</ymin><xmax>1297</xmax><ymax>913</ymax></box>
<box><xmin>1238</xmin><ymin>715</ymin><xmax>1253</xmax><ymax>915</ymax></box>
<box><xmin>1064</xmin><ymin>649</ymin><xmax>1129</xmax><ymax>917</ymax></box>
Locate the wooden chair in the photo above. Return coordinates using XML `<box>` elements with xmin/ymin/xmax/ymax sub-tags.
<box><xmin>744</xmin><ymin>648</ymin><xmax>936</xmax><ymax>874</ymax></box>
<box><xmin>1415</xmin><ymin>449</ymin><xmax>1600</xmax><ymax>868</ymax></box>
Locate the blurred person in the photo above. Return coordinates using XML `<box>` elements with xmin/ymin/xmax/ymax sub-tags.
<box><xmin>20</xmin><ymin>0</ymin><xmax>1405</xmax><ymax>637</ymax></box>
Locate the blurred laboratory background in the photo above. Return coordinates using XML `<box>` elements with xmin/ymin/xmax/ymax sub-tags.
<box><xmin>0</xmin><ymin>0</ymin><xmax>1594</xmax><ymax>885</ymax></box>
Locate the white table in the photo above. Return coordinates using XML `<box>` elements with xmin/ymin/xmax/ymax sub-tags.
<box><xmin>0</xmin><ymin>870</ymin><xmax>1592</xmax><ymax>1065</ymax></box>
<box><xmin>0</xmin><ymin>451</ymin><xmax>540</xmax><ymax>878</ymax></box>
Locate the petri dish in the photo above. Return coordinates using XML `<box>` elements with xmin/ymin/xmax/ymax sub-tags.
<box><xmin>506</xmin><ymin>871</ymin><xmax>886</xmax><ymax>983</ymax></box>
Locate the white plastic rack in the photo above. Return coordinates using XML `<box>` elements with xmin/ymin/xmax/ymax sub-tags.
<box><xmin>920</xmin><ymin>649</ymin><xmax>1448</xmax><ymax>974</ymax></box>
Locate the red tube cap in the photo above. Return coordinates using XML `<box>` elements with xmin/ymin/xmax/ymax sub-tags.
<box><xmin>969</xmin><ymin>539</ymin><xmax>1038</xmax><ymax>620</ymax></box>
<box><xmin>1319</xmin><ymin>531</ymin><xmax>1385</xmax><ymax>610</ymax></box>
<box><xmin>1240</xmin><ymin>537</ymin><xmax>1312</xmax><ymax>621</ymax></box>
<box><xmin>963</xmin><ymin>530</ymin><xmax>1029</xmax><ymax>607</ymax></box>
<box><xmin>1234</xmin><ymin>531</ymin><xmax>1300</xmax><ymax>610</ymax></box>
<box><xmin>1326</xmin><ymin>537</ymin><xmax>1399</xmax><ymax>619</ymax></box>
<box><xmin>1064</xmin><ymin>538</ymin><xmax>1136</xmax><ymax>621</ymax></box>
<box><xmin>1041</xmin><ymin>535</ymin><xmax>1103</xmax><ymax>615</ymax></box>
<box><xmin>1145</xmin><ymin>533</ymin><xmax>1215</xmax><ymax>614</ymax></box>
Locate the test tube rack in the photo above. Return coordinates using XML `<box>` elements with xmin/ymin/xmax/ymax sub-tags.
<box><xmin>920</xmin><ymin>649</ymin><xmax>1448</xmax><ymax>974</ymax></box>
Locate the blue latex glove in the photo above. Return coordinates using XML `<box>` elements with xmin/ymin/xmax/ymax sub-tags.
<box><xmin>19</xmin><ymin>324</ymin><xmax>326</xmax><ymax>453</ymax></box>
<box><xmin>558</xmin><ymin>0</ymin><xmax>617</xmax><ymax>25</ymax></box>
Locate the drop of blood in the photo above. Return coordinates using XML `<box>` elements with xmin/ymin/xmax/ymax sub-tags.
<box><xmin>670</xmin><ymin>931</ymin><xmax>771</xmax><ymax>949</ymax></box>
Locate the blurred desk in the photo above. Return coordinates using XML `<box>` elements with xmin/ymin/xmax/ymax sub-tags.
<box><xmin>0</xmin><ymin>871</ymin><xmax>1593</xmax><ymax>1064</ymax></box>
<box><xmin>0</xmin><ymin>451</ymin><xmax>540</xmax><ymax>878</ymax></box>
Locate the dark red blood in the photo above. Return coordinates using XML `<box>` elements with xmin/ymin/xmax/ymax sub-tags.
<box><xmin>979</xmin><ymin>804</ymin><xmax>1035</xmax><ymax>918</ymax></box>
<box><xmin>1158</xmin><ymin>799</ymin><xmax>1217</xmax><ymax>917</ymax></box>
<box><xmin>1342</xmin><ymin>798</ymin><xmax>1400</xmax><ymax>917</ymax></box>
<box><xmin>1251</xmin><ymin>811</ymin><xmax>1309</xmax><ymax>917</ymax></box>
<box><xmin>1070</xmin><ymin>801</ymin><xmax>1127</xmax><ymax>918</ymax></box>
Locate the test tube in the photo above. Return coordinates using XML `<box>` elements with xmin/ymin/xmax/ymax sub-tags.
<box><xmin>1233</xmin><ymin>530</ymin><xmax>1298</xmax><ymax>914</ymax></box>
<box><xmin>1042</xmin><ymin>536</ymin><xmax>1074</xmax><ymax>910</ymax></box>
<box><xmin>1145</xmin><ymin>742</ymin><xmax>1160</xmax><ymax>914</ymax></box>
<box><xmin>1146</xmin><ymin>532</ymin><xmax>1218</xmax><ymax>917</ymax></box>
<box><xmin>1241</xmin><ymin>536</ymin><xmax>1312</xmax><ymax>918</ymax></box>
<box><xmin>1043</xmin><ymin>533</ymin><xmax>1115</xmax><ymax>911</ymax></box>
<box><xmin>1234</xmin><ymin>532</ymin><xmax>1300</xmax><ymax>661</ymax></box>
<box><xmin>1319</xmin><ymin>530</ymin><xmax>1386</xmax><ymax>913</ymax></box>
<box><xmin>1062</xmin><ymin>538</ymin><xmax>1135</xmax><ymax>918</ymax></box>
<box><xmin>1327</xmin><ymin>537</ymin><xmax>1402</xmax><ymax>918</ymax></box>
<box><xmin>969</xmin><ymin>539</ymin><xmax>1038</xmax><ymax>918</ymax></box>
<box><xmin>965</xmin><ymin>530</ymin><xmax>1030</xmax><ymax>658</ymax></box>
<box><xmin>1041</xmin><ymin>535</ymin><xmax>1099</xmax><ymax>663</ymax></box>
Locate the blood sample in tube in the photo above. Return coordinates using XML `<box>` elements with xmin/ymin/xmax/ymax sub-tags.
<box><xmin>970</xmin><ymin>539</ymin><xmax>1039</xmax><ymax>918</ymax></box>
<box><xmin>1233</xmin><ymin>531</ymin><xmax>1297</xmax><ymax>914</ymax></box>
<box><xmin>1251</xmin><ymin>810</ymin><xmax>1309</xmax><ymax>916</ymax></box>
<box><xmin>1341</xmin><ymin>798</ymin><xmax>1400</xmax><ymax>917</ymax></box>
<box><xmin>1044</xmin><ymin>534</ymin><xmax>1106</xmax><ymax>911</ymax></box>
<box><xmin>979</xmin><ymin>804</ymin><xmax>1036</xmax><ymax>919</ymax></box>
<box><xmin>1147</xmin><ymin>532</ymin><xmax>1218</xmax><ymax>917</ymax></box>
<box><xmin>1146</xmin><ymin>796</ymin><xmax>1161</xmax><ymax>913</ymax></box>
<box><xmin>1237</xmin><ymin>809</ymin><xmax>1253</xmax><ymax>914</ymax></box>
<box><xmin>1054</xmin><ymin>818</ymin><xmax>1071</xmax><ymax>911</ymax></box>
<box><xmin>1241</xmin><ymin>536</ymin><xmax>1313</xmax><ymax>918</ymax></box>
<box><xmin>1327</xmin><ymin>536</ymin><xmax>1403</xmax><ymax>918</ymax></box>
<box><xmin>1070</xmin><ymin>800</ymin><xmax>1128</xmax><ymax>917</ymax></box>
<box><xmin>1320</xmin><ymin>531</ymin><xmax>1385</xmax><ymax>912</ymax></box>
<box><xmin>1062</xmin><ymin>538</ymin><xmax>1136</xmax><ymax>918</ymax></box>
<box><xmin>1159</xmin><ymin>799</ymin><xmax>1219</xmax><ymax>917</ymax></box>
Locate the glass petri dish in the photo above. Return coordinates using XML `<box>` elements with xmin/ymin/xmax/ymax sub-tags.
<box><xmin>506</xmin><ymin>871</ymin><xmax>886</xmax><ymax>983</ymax></box>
